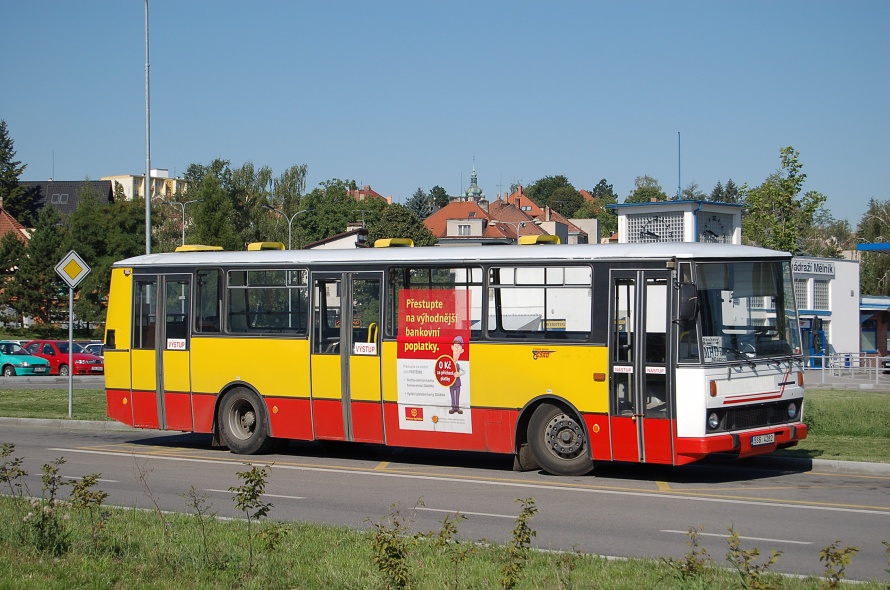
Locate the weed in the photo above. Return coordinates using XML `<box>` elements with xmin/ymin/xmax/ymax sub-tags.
<box><xmin>500</xmin><ymin>497</ymin><xmax>537</xmax><ymax>590</ymax></box>
<box><xmin>370</xmin><ymin>502</ymin><xmax>417</xmax><ymax>590</ymax></box>
<box><xmin>660</xmin><ymin>526</ymin><xmax>714</xmax><ymax>587</ymax></box>
<box><xmin>818</xmin><ymin>540</ymin><xmax>860</xmax><ymax>589</ymax></box>
<box><xmin>428</xmin><ymin>511</ymin><xmax>475</xmax><ymax>590</ymax></box>
<box><xmin>725</xmin><ymin>526</ymin><xmax>782</xmax><ymax>590</ymax></box>
<box><xmin>556</xmin><ymin>546</ymin><xmax>581</xmax><ymax>590</ymax></box>
<box><xmin>69</xmin><ymin>472</ymin><xmax>109</xmax><ymax>549</ymax></box>
<box><xmin>19</xmin><ymin>457</ymin><xmax>71</xmax><ymax>556</ymax></box>
<box><xmin>229</xmin><ymin>463</ymin><xmax>273</xmax><ymax>573</ymax></box>
<box><xmin>0</xmin><ymin>442</ymin><xmax>28</xmax><ymax>499</ymax></box>
<box><xmin>182</xmin><ymin>485</ymin><xmax>216</xmax><ymax>564</ymax></box>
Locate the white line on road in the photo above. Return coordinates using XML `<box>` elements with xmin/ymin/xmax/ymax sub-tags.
<box><xmin>415</xmin><ymin>506</ymin><xmax>516</xmax><ymax>519</ymax></box>
<box><xmin>661</xmin><ymin>529</ymin><xmax>813</xmax><ymax>545</ymax></box>
<box><xmin>49</xmin><ymin>448</ymin><xmax>890</xmax><ymax>517</ymax></box>
<box><xmin>205</xmin><ymin>489</ymin><xmax>305</xmax><ymax>500</ymax></box>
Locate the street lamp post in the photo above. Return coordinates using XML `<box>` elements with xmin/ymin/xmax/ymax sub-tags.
<box><xmin>263</xmin><ymin>206</ymin><xmax>313</xmax><ymax>249</ymax></box>
<box><xmin>165</xmin><ymin>198</ymin><xmax>203</xmax><ymax>246</ymax></box>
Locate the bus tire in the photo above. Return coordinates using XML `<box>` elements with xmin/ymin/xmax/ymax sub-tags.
<box><xmin>218</xmin><ymin>387</ymin><xmax>277</xmax><ymax>455</ymax></box>
<box><xmin>528</xmin><ymin>403</ymin><xmax>593</xmax><ymax>476</ymax></box>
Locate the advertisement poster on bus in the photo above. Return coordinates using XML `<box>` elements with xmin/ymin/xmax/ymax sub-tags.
<box><xmin>397</xmin><ymin>288</ymin><xmax>472</xmax><ymax>433</ymax></box>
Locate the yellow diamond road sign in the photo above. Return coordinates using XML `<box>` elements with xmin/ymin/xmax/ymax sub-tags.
<box><xmin>55</xmin><ymin>250</ymin><xmax>91</xmax><ymax>288</ymax></box>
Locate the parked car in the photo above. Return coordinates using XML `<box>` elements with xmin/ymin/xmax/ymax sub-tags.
<box><xmin>0</xmin><ymin>340</ymin><xmax>51</xmax><ymax>377</ymax></box>
<box><xmin>84</xmin><ymin>343</ymin><xmax>104</xmax><ymax>358</ymax></box>
<box><xmin>23</xmin><ymin>340</ymin><xmax>104</xmax><ymax>376</ymax></box>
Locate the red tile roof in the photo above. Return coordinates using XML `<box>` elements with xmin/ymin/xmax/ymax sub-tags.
<box><xmin>0</xmin><ymin>207</ymin><xmax>28</xmax><ymax>243</ymax></box>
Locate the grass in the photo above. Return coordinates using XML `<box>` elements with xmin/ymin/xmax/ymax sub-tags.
<box><xmin>0</xmin><ymin>495</ymin><xmax>885</xmax><ymax>589</ymax></box>
<box><xmin>0</xmin><ymin>388</ymin><xmax>109</xmax><ymax>421</ymax></box>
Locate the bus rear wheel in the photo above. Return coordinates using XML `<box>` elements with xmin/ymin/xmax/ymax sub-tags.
<box><xmin>219</xmin><ymin>388</ymin><xmax>278</xmax><ymax>455</ymax></box>
<box><xmin>528</xmin><ymin>404</ymin><xmax>593</xmax><ymax>476</ymax></box>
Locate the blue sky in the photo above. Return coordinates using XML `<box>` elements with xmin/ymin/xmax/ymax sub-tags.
<box><xmin>4</xmin><ymin>1</ymin><xmax>888</xmax><ymax>225</ymax></box>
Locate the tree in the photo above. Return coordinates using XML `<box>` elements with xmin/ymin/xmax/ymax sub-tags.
<box><xmin>405</xmin><ymin>187</ymin><xmax>433</xmax><ymax>218</ymax></box>
<box><xmin>525</xmin><ymin>175</ymin><xmax>582</xmax><ymax>217</ymax></box>
<box><xmin>742</xmin><ymin>147</ymin><xmax>825</xmax><ymax>254</ymax></box>
<box><xmin>367</xmin><ymin>204</ymin><xmax>437</xmax><ymax>246</ymax></box>
<box><xmin>625</xmin><ymin>175</ymin><xmax>668</xmax><ymax>203</ymax></box>
<box><xmin>574</xmin><ymin>178</ymin><xmax>619</xmax><ymax>235</ymax></box>
<box><xmin>430</xmin><ymin>185</ymin><xmax>449</xmax><ymax>209</ymax></box>
<box><xmin>0</xmin><ymin>231</ymin><xmax>27</xmax><ymax>326</ymax></box>
<box><xmin>857</xmin><ymin>199</ymin><xmax>890</xmax><ymax>295</ymax></box>
<box><xmin>710</xmin><ymin>179</ymin><xmax>742</xmax><ymax>203</ymax></box>
<box><xmin>0</xmin><ymin>119</ymin><xmax>31</xmax><ymax>224</ymax></box>
<box><xmin>190</xmin><ymin>174</ymin><xmax>241</xmax><ymax>251</ymax></box>
<box><xmin>801</xmin><ymin>206</ymin><xmax>851</xmax><ymax>259</ymax></box>
<box><xmin>681</xmin><ymin>182</ymin><xmax>706</xmax><ymax>200</ymax></box>
<box><xmin>3</xmin><ymin>206</ymin><xmax>67</xmax><ymax>324</ymax></box>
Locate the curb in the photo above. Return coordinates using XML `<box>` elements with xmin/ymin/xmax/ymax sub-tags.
<box><xmin>2</xmin><ymin>417</ymin><xmax>887</xmax><ymax>476</ymax></box>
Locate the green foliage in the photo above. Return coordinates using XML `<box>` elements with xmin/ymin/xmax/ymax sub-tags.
<box><xmin>801</xmin><ymin>206</ymin><xmax>851</xmax><ymax>259</ymax></box>
<box><xmin>371</xmin><ymin>502</ymin><xmax>416</xmax><ymax>590</ymax></box>
<box><xmin>724</xmin><ymin>526</ymin><xmax>782</xmax><ymax>590</ymax></box>
<box><xmin>575</xmin><ymin>178</ymin><xmax>619</xmax><ymax>235</ymax></box>
<box><xmin>625</xmin><ymin>175</ymin><xmax>668</xmax><ymax>203</ymax></box>
<box><xmin>0</xmin><ymin>119</ymin><xmax>28</xmax><ymax>223</ymax></box>
<box><xmin>0</xmin><ymin>443</ymin><xmax>27</xmax><ymax>499</ymax></box>
<box><xmin>431</xmin><ymin>185</ymin><xmax>449</xmax><ymax>209</ymax></box>
<box><xmin>405</xmin><ymin>187</ymin><xmax>434</xmax><ymax>219</ymax></box>
<box><xmin>742</xmin><ymin>147</ymin><xmax>826</xmax><ymax>254</ymax></box>
<box><xmin>660</xmin><ymin>526</ymin><xmax>714</xmax><ymax>587</ymax></box>
<box><xmin>367</xmin><ymin>204</ymin><xmax>437</xmax><ymax>247</ymax></box>
<box><xmin>501</xmin><ymin>497</ymin><xmax>538</xmax><ymax>590</ymax></box>
<box><xmin>818</xmin><ymin>540</ymin><xmax>859</xmax><ymax>589</ymax></box>
<box><xmin>710</xmin><ymin>179</ymin><xmax>742</xmax><ymax>204</ymax></box>
<box><xmin>682</xmin><ymin>182</ymin><xmax>707</xmax><ymax>200</ymax></box>
<box><xmin>229</xmin><ymin>463</ymin><xmax>273</xmax><ymax>572</ymax></box>
<box><xmin>857</xmin><ymin>199</ymin><xmax>890</xmax><ymax>295</ymax></box>
<box><xmin>191</xmin><ymin>174</ymin><xmax>241</xmax><ymax>251</ymax></box>
<box><xmin>20</xmin><ymin>457</ymin><xmax>71</xmax><ymax>556</ymax></box>
<box><xmin>525</xmin><ymin>175</ymin><xmax>582</xmax><ymax>217</ymax></box>
<box><xmin>69</xmin><ymin>472</ymin><xmax>109</xmax><ymax>549</ymax></box>
<box><xmin>3</xmin><ymin>206</ymin><xmax>66</xmax><ymax>324</ymax></box>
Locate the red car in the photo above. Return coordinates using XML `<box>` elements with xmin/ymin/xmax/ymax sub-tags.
<box><xmin>23</xmin><ymin>340</ymin><xmax>104</xmax><ymax>376</ymax></box>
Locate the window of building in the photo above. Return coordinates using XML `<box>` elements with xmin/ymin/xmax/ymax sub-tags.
<box><xmin>794</xmin><ymin>279</ymin><xmax>809</xmax><ymax>309</ymax></box>
<box><xmin>457</xmin><ymin>224</ymin><xmax>471</xmax><ymax>236</ymax></box>
<box><xmin>862</xmin><ymin>320</ymin><xmax>877</xmax><ymax>353</ymax></box>
<box><xmin>813</xmin><ymin>280</ymin><xmax>830</xmax><ymax>310</ymax></box>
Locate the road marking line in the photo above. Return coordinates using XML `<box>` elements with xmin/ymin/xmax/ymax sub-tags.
<box><xmin>415</xmin><ymin>507</ymin><xmax>515</xmax><ymax>519</ymax></box>
<box><xmin>205</xmin><ymin>488</ymin><xmax>305</xmax><ymax>500</ymax></box>
<box><xmin>50</xmin><ymin>447</ymin><xmax>890</xmax><ymax>516</ymax></box>
<box><xmin>656</xmin><ymin>480</ymin><xmax>671</xmax><ymax>491</ymax></box>
<box><xmin>64</xmin><ymin>475</ymin><xmax>118</xmax><ymax>483</ymax></box>
<box><xmin>661</xmin><ymin>529</ymin><xmax>812</xmax><ymax>545</ymax></box>
<box><xmin>374</xmin><ymin>461</ymin><xmax>390</xmax><ymax>471</ymax></box>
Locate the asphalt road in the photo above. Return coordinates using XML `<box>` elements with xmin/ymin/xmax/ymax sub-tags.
<box><xmin>1</xmin><ymin>422</ymin><xmax>888</xmax><ymax>581</ymax></box>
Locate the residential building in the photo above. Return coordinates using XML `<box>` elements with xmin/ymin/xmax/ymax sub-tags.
<box><xmin>101</xmin><ymin>169</ymin><xmax>188</xmax><ymax>201</ymax></box>
<box><xmin>18</xmin><ymin>180</ymin><xmax>113</xmax><ymax>215</ymax></box>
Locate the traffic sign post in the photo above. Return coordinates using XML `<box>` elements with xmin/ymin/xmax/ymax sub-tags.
<box><xmin>55</xmin><ymin>251</ymin><xmax>91</xmax><ymax>418</ymax></box>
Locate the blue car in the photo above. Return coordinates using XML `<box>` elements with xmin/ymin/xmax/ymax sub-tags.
<box><xmin>0</xmin><ymin>340</ymin><xmax>51</xmax><ymax>377</ymax></box>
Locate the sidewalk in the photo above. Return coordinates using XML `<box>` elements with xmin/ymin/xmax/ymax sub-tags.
<box><xmin>804</xmin><ymin>368</ymin><xmax>890</xmax><ymax>392</ymax></box>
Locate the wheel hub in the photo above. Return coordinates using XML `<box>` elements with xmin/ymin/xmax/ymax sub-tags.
<box><xmin>546</xmin><ymin>414</ymin><xmax>585</xmax><ymax>458</ymax></box>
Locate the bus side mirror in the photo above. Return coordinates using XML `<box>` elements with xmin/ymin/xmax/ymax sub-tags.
<box><xmin>678</xmin><ymin>283</ymin><xmax>698</xmax><ymax>322</ymax></box>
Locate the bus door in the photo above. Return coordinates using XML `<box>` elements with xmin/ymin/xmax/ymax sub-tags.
<box><xmin>310</xmin><ymin>272</ymin><xmax>384</xmax><ymax>443</ymax></box>
<box><xmin>131</xmin><ymin>274</ymin><xmax>193</xmax><ymax>431</ymax></box>
<box><xmin>608</xmin><ymin>270</ymin><xmax>673</xmax><ymax>464</ymax></box>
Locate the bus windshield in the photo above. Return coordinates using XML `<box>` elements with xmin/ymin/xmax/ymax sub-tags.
<box><xmin>690</xmin><ymin>260</ymin><xmax>801</xmax><ymax>363</ymax></box>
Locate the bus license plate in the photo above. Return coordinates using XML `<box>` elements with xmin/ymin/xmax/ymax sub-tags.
<box><xmin>751</xmin><ymin>433</ymin><xmax>775</xmax><ymax>446</ymax></box>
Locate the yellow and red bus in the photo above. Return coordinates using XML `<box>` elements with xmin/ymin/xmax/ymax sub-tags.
<box><xmin>103</xmin><ymin>240</ymin><xmax>806</xmax><ymax>476</ymax></box>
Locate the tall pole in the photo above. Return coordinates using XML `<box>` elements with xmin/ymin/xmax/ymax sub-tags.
<box><xmin>165</xmin><ymin>199</ymin><xmax>203</xmax><ymax>246</ymax></box>
<box><xmin>677</xmin><ymin>131</ymin><xmax>681</xmax><ymax>201</ymax></box>
<box><xmin>144</xmin><ymin>0</ymin><xmax>152</xmax><ymax>254</ymax></box>
<box><xmin>263</xmin><ymin>206</ymin><xmax>312</xmax><ymax>249</ymax></box>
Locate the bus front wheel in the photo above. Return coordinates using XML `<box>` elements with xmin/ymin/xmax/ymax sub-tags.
<box><xmin>219</xmin><ymin>388</ymin><xmax>277</xmax><ymax>455</ymax></box>
<box><xmin>528</xmin><ymin>404</ymin><xmax>593</xmax><ymax>476</ymax></box>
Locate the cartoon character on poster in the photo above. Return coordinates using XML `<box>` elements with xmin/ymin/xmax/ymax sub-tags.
<box><xmin>397</xmin><ymin>289</ymin><xmax>472</xmax><ymax>433</ymax></box>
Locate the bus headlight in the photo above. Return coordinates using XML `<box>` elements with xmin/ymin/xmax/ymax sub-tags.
<box><xmin>787</xmin><ymin>402</ymin><xmax>798</xmax><ymax>419</ymax></box>
<box><xmin>708</xmin><ymin>412</ymin><xmax>720</xmax><ymax>430</ymax></box>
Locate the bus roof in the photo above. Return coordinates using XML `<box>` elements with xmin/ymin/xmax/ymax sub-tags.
<box><xmin>112</xmin><ymin>243</ymin><xmax>790</xmax><ymax>269</ymax></box>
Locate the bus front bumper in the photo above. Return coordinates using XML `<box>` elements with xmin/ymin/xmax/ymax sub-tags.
<box><xmin>674</xmin><ymin>423</ymin><xmax>808</xmax><ymax>465</ymax></box>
